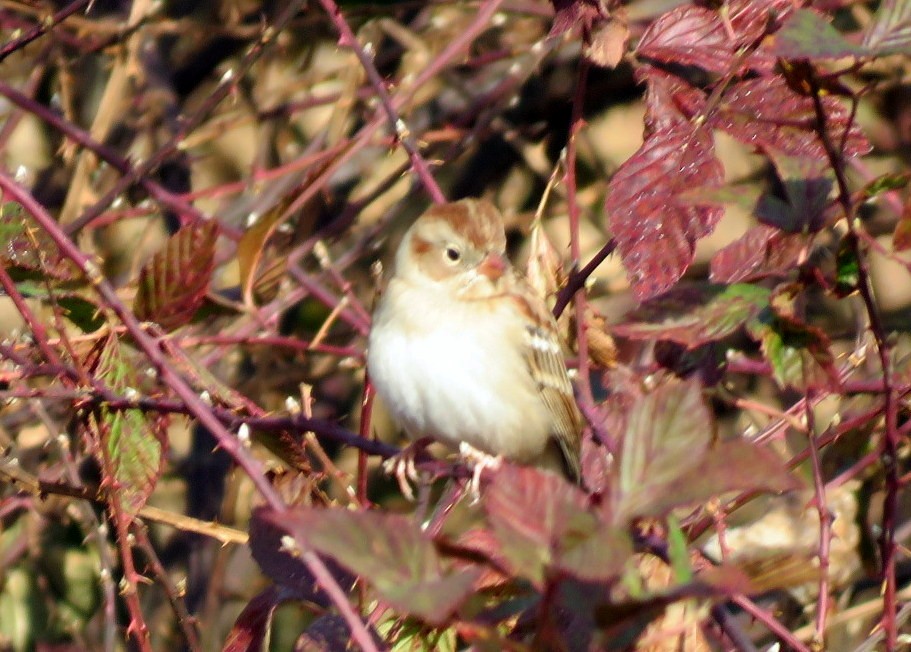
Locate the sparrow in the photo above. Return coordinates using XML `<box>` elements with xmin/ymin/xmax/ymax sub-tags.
<box><xmin>367</xmin><ymin>198</ymin><xmax>582</xmax><ymax>488</ymax></box>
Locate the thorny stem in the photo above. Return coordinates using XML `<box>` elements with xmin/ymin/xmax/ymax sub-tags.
<box><xmin>731</xmin><ymin>595</ymin><xmax>812</xmax><ymax>652</ymax></box>
<box><xmin>0</xmin><ymin>171</ymin><xmax>380</xmax><ymax>652</ymax></box>
<box><xmin>564</xmin><ymin>55</ymin><xmax>595</xmax><ymax>411</ymax></box>
<box><xmin>0</xmin><ymin>0</ymin><xmax>93</xmax><ymax>63</ymax></box>
<box><xmin>133</xmin><ymin>524</ymin><xmax>201</xmax><ymax>651</ymax></box>
<box><xmin>808</xmin><ymin>71</ymin><xmax>900</xmax><ymax>651</ymax></box>
<box><xmin>802</xmin><ymin>387</ymin><xmax>832</xmax><ymax>645</ymax></box>
<box><xmin>316</xmin><ymin>0</ymin><xmax>446</xmax><ymax>204</ymax></box>
<box><xmin>100</xmin><ymin>432</ymin><xmax>153</xmax><ymax>651</ymax></box>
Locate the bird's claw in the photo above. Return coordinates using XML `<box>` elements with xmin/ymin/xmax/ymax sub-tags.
<box><xmin>459</xmin><ymin>442</ymin><xmax>502</xmax><ymax>503</ymax></box>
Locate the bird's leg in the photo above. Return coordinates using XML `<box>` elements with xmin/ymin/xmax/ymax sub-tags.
<box><xmin>458</xmin><ymin>441</ymin><xmax>502</xmax><ymax>502</ymax></box>
<box><xmin>383</xmin><ymin>436</ymin><xmax>433</xmax><ymax>501</ymax></box>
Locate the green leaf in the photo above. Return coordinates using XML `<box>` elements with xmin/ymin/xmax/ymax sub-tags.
<box><xmin>134</xmin><ymin>220</ymin><xmax>218</xmax><ymax>331</ymax></box>
<box><xmin>666</xmin><ymin>516</ymin><xmax>692</xmax><ymax>583</ymax></box>
<box><xmin>636</xmin><ymin>439</ymin><xmax>800</xmax><ymax>518</ymax></box>
<box><xmin>748</xmin><ymin>313</ymin><xmax>840</xmax><ymax>391</ymax></box>
<box><xmin>615</xmin><ymin>379</ymin><xmax>799</xmax><ymax>519</ymax></box>
<box><xmin>94</xmin><ymin>336</ymin><xmax>165</xmax><ymax>514</ymax></box>
<box><xmin>613</xmin><ymin>283</ymin><xmax>770</xmax><ymax>349</ymax></box>
<box><xmin>861</xmin><ymin>172</ymin><xmax>911</xmax><ymax>199</ymax></box>
<box><xmin>617</xmin><ymin>379</ymin><xmax>711</xmax><ymax>516</ymax></box>
<box><xmin>770</xmin><ymin>9</ymin><xmax>864</xmax><ymax>59</ymax></box>
<box><xmin>835</xmin><ymin>235</ymin><xmax>861</xmax><ymax>296</ymax></box>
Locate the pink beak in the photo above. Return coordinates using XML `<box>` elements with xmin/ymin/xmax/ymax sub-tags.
<box><xmin>478</xmin><ymin>251</ymin><xmax>507</xmax><ymax>281</ymax></box>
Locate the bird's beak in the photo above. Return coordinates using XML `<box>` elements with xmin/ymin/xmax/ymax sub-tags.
<box><xmin>478</xmin><ymin>251</ymin><xmax>507</xmax><ymax>281</ymax></box>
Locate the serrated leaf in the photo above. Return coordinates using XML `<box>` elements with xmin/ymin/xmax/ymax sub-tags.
<box><xmin>725</xmin><ymin>0</ymin><xmax>797</xmax><ymax>46</ymax></box>
<box><xmin>93</xmin><ymin>337</ymin><xmax>164</xmax><ymax>515</ymax></box>
<box><xmin>634</xmin><ymin>439</ymin><xmax>800</xmax><ymax>518</ymax></box>
<box><xmin>613</xmin><ymin>283</ymin><xmax>770</xmax><ymax>348</ymax></box>
<box><xmin>484</xmin><ymin>466</ymin><xmax>631</xmax><ymax>587</ymax></box>
<box><xmin>863</xmin><ymin>0</ymin><xmax>911</xmax><ymax>55</ymax></box>
<box><xmin>636</xmin><ymin>6</ymin><xmax>733</xmax><ymax>74</ymax></box>
<box><xmin>605</xmin><ymin>124</ymin><xmax>723</xmax><ymax>300</ymax></box>
<box><xmin>616</xmin><ymin>379</ymin><xmax>712</xmax><ymax>518</ymax></box>
<box><xmin>134</xmin><ymin>220</ymin><xmax>217</xmax><ymax>331</ymax></box>
<box><xmin>770</xmin><ymin>9</ymin><xmax>864</xmax><ymax>59</ymax></box>
<box><xmin>713</xmin><ymin>77</ymin><xmax>871</xmax><ymax>161</ymax></box>
<box><xmin>255</xmin><ymin>507</ymin><xmax>479</xmax><ymax>626</ymax></box>
<box><xmin>710</xmin><ymin>225</ymin><xmax>807</xmax><ymax>283</ymax></box>
<box><xmin>640</xmin><ymin>65</ymin><xmax>707</xmax><ymax>133</ymax></box>
<box><xmin>0</xmin><ymin>204</ymin><xmax>77</xmax><ymax>280</ymax></box>
<box><xmin>747</xmin><ymin>303</ymin><xmax>841</xmax><ymax>392</ymax></box>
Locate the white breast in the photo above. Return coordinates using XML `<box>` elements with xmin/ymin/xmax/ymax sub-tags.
<box><xmin>367</xmin><ymin>280</ymin><xmax>551</xmax><ymax>460</ymax></box>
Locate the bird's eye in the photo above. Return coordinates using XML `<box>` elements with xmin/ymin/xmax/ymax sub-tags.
<box><xmin>445</xmin><ymin>246</ymin><xmax>461</xmax><ymax>262</ymax></box>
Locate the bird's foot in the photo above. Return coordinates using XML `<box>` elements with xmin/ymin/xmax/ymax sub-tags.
<box><xmin>383</xmin><ymin>437</ymin><xmax>432</xmax><ymax>501</ymax></box>
<box><xmin>459</xmin><ymin>442</ymin><xmax>502</xmax><ymax>502</ymax></box>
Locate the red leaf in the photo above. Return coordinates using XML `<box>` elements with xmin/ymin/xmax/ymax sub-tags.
<box><xmin>640</xmin><ymin>66</ymin><xmax>707</xmax><ymax>133</ymax></box>
<box><xmin>254</xmin><ymin>506</ymin><xmax>480</xmax><ymax>626</ymax></box>
<box><xmin>222</xmin><ymin>587</ymin><xmax>282</xmax><ymax>652</ymax></box>
<box><xmin>134</xmin><ymin>220</ymin><xmax>218</xmax><ymax>331</ymax></box>
<box><xmin>605</xmin><ymin>124</ymin><xmax>723</xmax><ymax>300</ymax></box>
<box><xmin>713</xmin><ymin>77</ymin><xmax>871</xmax><ymax>161</ymax></box>
<box><xmin>726</xmin><ymin>0</ymin><xmax>796</xmax><ymax>46</ymax></box>
<box><xmin>636</xmin><ymin>6</ymin><xmax>734</xmax><ymax>74</ymax></box>
<box><xmin>485</xmin><ymin>465</ymin><xmax>631</xmax><ymax>587</ymax></box>
<box><xmin>613</xmin><ymin>283</ymin><xmax>771</xmax><ymax>349</ymax></box>
<box><xmin>615</xmin><ymin>379</ymin><xmax>799</xmax><ymax>518</ymax></box>
<box><xmin>710</xmin><ymin>225</ymin><xmax>807</xmax><ymax>283</ymax></box>
<box><xmin>637</xmin><ymin>439</ymin><xmax>801</xmax><ymax>518</ymax></box>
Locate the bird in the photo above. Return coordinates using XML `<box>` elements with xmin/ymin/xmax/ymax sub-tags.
<box><xmin>367</xmin><ymin>198</ymin><xmax>582</xmax><ymax>493</ymax></box>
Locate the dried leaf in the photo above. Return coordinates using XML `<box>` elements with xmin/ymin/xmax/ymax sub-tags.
<box><xmin>0</xmin><ymin>202</ymin><xmax>78</xmax><ymax>280</ymax></box>
<box><xmin>134</xmin><ymin>220</ymin><xmax>217</xmax><ymax>331</ymax></box>
<box><xmin>862</xmin><ymin>0</ymin><xmax>911</xmax><ymax>55</ymax></box>
<box><xmin>605</xmin><ymin>124</ymin><xmax>723</xmax><ymax>300</ymax></box>
<box><xmin>892</xmin><ymin>199</ymin><xmax>911</xmax><ymax>252</ymax></box>
<box><xmin>586</xmin><ymin>14</ymin><xmax>629</xmax><ymax>68</ymax></box>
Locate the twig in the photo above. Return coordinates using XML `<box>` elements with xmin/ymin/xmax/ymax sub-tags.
<box><xmin>808</xmin><ymin>70</ymin><xmax>900</xmax><ymax>651</ymax></box>
<box><xmin>0</xmin><ymin>171</ymin><xmax>379</xmax><ymax>652</ymax></box>
<box><xmin>316</xmin><ymin>0</ymin><xmax>446</xmax><ymax>204</ymax></box>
